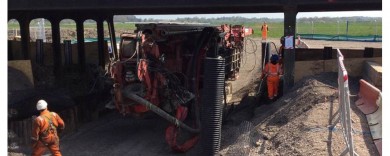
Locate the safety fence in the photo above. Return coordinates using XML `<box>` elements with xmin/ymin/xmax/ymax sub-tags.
<box><xmin>330</xmin><ymin>49</ymin><xmax>358</xmax><ymax>156</ymax></box>
<box><xmin>297</xmin><ymin>34</ymin><xmax>382</xmax><ymax>42</ymax></box>
<box><xmin>355</xmin><ymin>79</ymin><xmax>382</xmax><ymax>156</ymax></box>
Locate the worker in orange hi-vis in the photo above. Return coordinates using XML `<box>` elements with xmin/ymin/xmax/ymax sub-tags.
<box><xmin>261</xmin><ymin>54</ymin><xmax>282</xmax><ymax>101</ymax></box>
<box><xmin>261</xmin><ymin>22</ymin><xmax>269</xmax><ymax>41</ymax></box>
<box><xmin>31</xmin><ymin>99</ymin><xmax>65</xmax><ymax>156</ymax></box>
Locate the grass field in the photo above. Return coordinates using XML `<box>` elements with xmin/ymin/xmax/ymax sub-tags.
<box><xmin>8</xmin><ymin>20</ymin><xmax>381</xmax><ymax>38</ymax></box>
<box><xmin>247</xmin><ymin>21</ymin><xmax>381</xmax><ymax>38</ymax></box>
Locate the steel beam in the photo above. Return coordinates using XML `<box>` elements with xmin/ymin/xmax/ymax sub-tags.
<box><xmin>20</xmin><ymin>19</ymin><xmax>30</xmax><ymax>60</ymax></box>
<box><xmin>76</xmin><ymin>20</ymin><xmax>86</xmax><ymax>71</ymax></box>
<box><xmin>107</xmin><ymin>17</ymin><xmax>118</xmax><ymax>61</ymax></box>
<box><xmin>283</xmin><ymin>6</ymin><xmax>297</xmax><ymax>94</ymax></box>
<box><xmin>51</xmin><ymin>19</ymin><xmax>62</xmax><ymax>75</ymax></box>
<box><xmin>64</xmin><ymin>40</ymin><xmax>73</xmax><ymax>65</ymax></box>
<box><xmin>97</xmin><ymin>19</ymin><xmax>105</xmax><ymax>68</ymax></box>
<box><xmin>35</xmin><ymin>39</ymin><xmax>44</xmax><ymax>65</ymax></box>
<box><xmin>8</xmin><ymin>40</ymin><xmax>13</xmax><ymax>60</ymax></box>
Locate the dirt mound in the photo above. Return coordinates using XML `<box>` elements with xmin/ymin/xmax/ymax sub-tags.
<box><xmin>252</xmin><ymin>72</ymin><xmax>338</xmax><ymax>126</ymax></box>
<box><xmin>251</xmin><ymin>73</ymin><xmax>338</xmax><ymax>155</ymax></box>
<box><xmin>220</xmin><ymin>72</ymin><xmax>377</xmax><ymax>156</ymax></box>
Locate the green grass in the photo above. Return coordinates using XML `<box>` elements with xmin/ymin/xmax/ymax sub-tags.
<box><xmin>246</xmin><ymin>22</ymin><xmax>284</xmax><ymax>38</ymax></box>
<box><xmin>296</xmin><ymin>21</ymin><xmax>381</xmax><ymax>36</ymax></box>
<box><xmin>8</xmin><ymin>21</ymin><xmax>381</xmax><ymax>38</ymax></box>
<box><xmin>244</xmin><ymin>21</ymin><xmax>381</xmax><ymax>38</ymax></box>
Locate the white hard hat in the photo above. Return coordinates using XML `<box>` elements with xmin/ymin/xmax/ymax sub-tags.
<box><xmin>36</xmin><ymin>99</ymin><xmax>48</xmax><ymax>111</ymax></box>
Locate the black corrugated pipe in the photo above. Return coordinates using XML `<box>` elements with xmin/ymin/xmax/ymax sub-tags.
<box><xmin>200</xmin><ymin>57</ymin><xmax>225</xmax><ymax>156</ymax></box>
<box><xmin>261</xmin><ymin>42</ymin><xmax>270</xmax><ymax>69</ymax></box>
<box><xmin>187</xmin><ymin>27</ymin><xmax>217</xmax><ymax>132</ymax></box>
<box><xmin>190</xmin><ymin>27</ymin><xmax>217</xmax><ymax>91</ymax></box>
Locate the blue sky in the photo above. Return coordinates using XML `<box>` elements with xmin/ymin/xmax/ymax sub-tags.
<box><xmin>135</xmin><ymin>11</ymin><xmax>382</xmax><ymax>19</ymax></box>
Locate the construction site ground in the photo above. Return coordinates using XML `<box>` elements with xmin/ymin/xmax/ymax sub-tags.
<box><xmin>219</xmin><ymin>38</ymin><xmax>381</xmax><ymax>156</ymax></box>
<box><xmin>8</xmin><ymin>37</ymin><xmax>381</xmax><ymax>156</ymax></box>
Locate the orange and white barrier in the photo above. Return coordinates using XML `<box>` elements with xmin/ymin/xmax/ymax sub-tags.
<box><xmin>355</xmin><ymin>79</ymin><xmax>381</xmax><ymax>114</ymax></box>
<box><xmin>296</xmin><ymin>35</ymin><xmax>309</xmax><ymax>48</ymax></box>
<box><xmin>331</xmin><ymin>49</ymin><xmax>357</xmax><ymax>156</ymax></box>
<box><xmin>355</xmin><ymin>79</ymin><xmax>382</xmax><ymax>155</ymax></box>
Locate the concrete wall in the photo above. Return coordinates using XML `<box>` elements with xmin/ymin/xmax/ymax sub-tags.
<box><xmin>294</xmin><ymin>47</ymin><xmax>382</xmax><ymax>83</ymax></box>
<box><xmin>8</xmin><ymin>60</ymin><xmax>34</xmax><ymax>91</ymax></box>
<box><xmin>295</xmin><ymin>48</ymin><xmax>382</xmax><ymax>61</ymax></box>
<box><xmin>8</xmin><ymin>40</ymin><xmax>109</xmax><ymax>66</ymax></box>
<box><xmin>363</xmin><ymin>61</ymin><xmax>382</xmax><ymax>90</ymax></box>
<box><xmin>295</xmin><ymin>57</ymin><xmax>382</xmax><ymax>83</ymax></box>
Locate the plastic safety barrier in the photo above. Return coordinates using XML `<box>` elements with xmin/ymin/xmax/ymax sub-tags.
<box><xmin>374</xmin><ymin>139</ymin><xmax>382</xmax><ymax>156</ymax></box>
<box><xmin>366</xmin><ymin>98</ymin><xmax>382</xmax><ymax>140</ymax></box>
<box><xmin>330</xmin><ymin>49</ymin><xmax>357</xmax><ymax>156</ymax></box>
<box><xmin>355</xmin><ymin>80</ymin><xmax>381</xmax><ymax>114</ymax></box>
<box><xmin>355</xmin><ymin>79</ymin><xmax>382</xmax><ymax>155</ymax></box>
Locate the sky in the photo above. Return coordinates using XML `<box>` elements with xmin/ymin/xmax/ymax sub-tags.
<box><xmin>135</xmin><ymin>11</ymin><xmax>382</xmax><ymax>19</ymax></box>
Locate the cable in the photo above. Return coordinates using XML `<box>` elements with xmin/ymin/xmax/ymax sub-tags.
<box><xmin>242</xmin><ymin>37</ymin><xmax>257</xmax><ymax>66</ymax></box>
<box><xmin>242</xmin><ymin>37</ymin><xmax>258</xmax><ymax>72</ymax></box>
<box><xmin>145</xmin><ymin>59</ymin><xmax>191</xmax><ymax>104</ymax></box>
<box><xmin>269</xmin><ymin>41</ymin><xmax>279</xmax><ymax>55</ymax></box>
<box><xmin>244</xmin><ymin>38</ymin><xmax>257</xmax><ymax>54</ymax></box>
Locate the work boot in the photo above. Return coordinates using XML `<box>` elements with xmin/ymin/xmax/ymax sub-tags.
<box><xmin>273</xmin><ymin>94</ymin><xmax>279</xmax><ymax>102</ymax></box>
<box><xmin>266</xmin><ymin>98</ymin><xmax>274</xmax><ymax>104</ymax></box>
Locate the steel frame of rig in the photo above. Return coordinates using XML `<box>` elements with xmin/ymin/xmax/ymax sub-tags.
<box><xmin>107</xmin><ymin>23</ymin><xmax>253</xmax><ymax>154</ymax></box>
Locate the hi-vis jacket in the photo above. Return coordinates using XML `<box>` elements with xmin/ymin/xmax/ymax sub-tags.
<box><xmin>263</xmin><ymin>63</ymin><xmax>282</xmax><ymax>77</ymax></box>
<box><xmin>32</xmin><ymin>109</ymin><xmax>65</xmax><ymax>143</ymax></box>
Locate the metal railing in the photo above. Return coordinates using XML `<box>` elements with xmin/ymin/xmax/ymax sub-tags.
<box><xmin>330</xmin><ymin>49</ymin><xmax>358</xmax><ymax>156</ymax></box>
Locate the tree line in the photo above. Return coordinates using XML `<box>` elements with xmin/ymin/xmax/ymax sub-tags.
<box><xmin>112</xmin><ymin>15</ymin><xmax>381</xmax><ymax>24</ymax></box>
<box><xmin>8</xmin><ymin>15</ymin><xmax>382</xmax><ymax>25</ymax></box>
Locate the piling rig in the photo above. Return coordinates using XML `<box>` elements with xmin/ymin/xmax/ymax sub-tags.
<box><xmin>108</xmin><ymin>23</ymin><xmax>253</xmax><ymax>154</ymax></box>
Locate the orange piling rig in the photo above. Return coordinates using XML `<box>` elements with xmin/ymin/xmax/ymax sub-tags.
<box><xmin>108</xmin><ymin>23</ymin><xmax>252</xmax><ymax>153</ymax></box>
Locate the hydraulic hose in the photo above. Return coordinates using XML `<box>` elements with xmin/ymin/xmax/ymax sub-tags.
<box><xmin>124</xmin><ymin>93</ymin><xmax>200</xmax><ymax>134</ymax></box>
